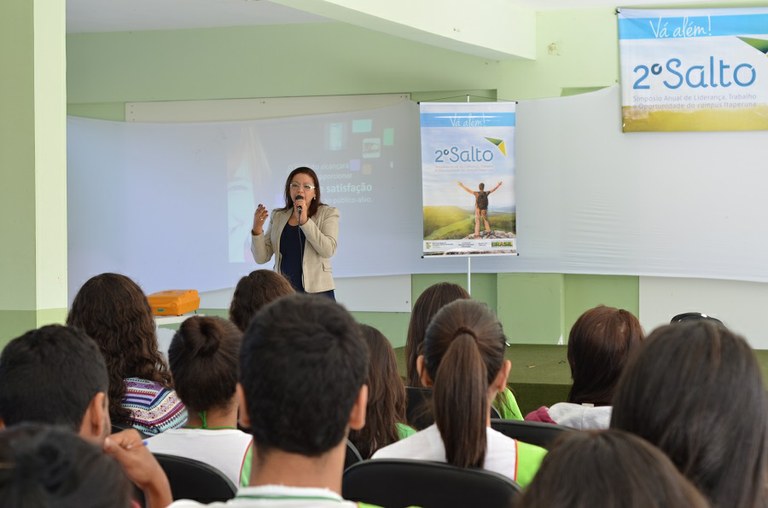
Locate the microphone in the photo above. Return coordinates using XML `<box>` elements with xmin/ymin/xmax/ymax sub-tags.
<box><xmin>295</xmin><ymin>196</ymin><xmax>304</xmax><ymax>215</ymax></box>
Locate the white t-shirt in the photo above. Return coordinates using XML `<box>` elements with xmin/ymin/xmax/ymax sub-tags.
<box><xmin>548</xmin><ymin>402</ymin><xmax>612</xmax><ymax>430</ymax></box>
<box><xmin>146</xmin><ymin>428</ymin><xmax>252</xmax><ymax>487</ymax></box>
<box><xmin>372</xmin><ymin>424</ymin><xmax>521</xmax><ymax>481</ymax></box>
<box><xmin>168</xmin><ymin>485</ymin><xmax>360</xmax><ymax>507</ymax></box>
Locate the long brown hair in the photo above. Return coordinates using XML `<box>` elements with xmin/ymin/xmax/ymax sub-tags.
<box><xmin>518</xmin><ymin>430</ymin><xmax>710</xmax><ymax>508</ymax></box>
<box><xmin>405</xmin><ymin>282</ymin><xmax>470</xmax><ymax>387</ymax></box>
<box><xmin>567</xmin><ymin>305</ymin><xmax>644</xmax><ymax>405</ymax></box>
<box><xmin>422</xmin><ymin>299</ymin><xmax>506</xmax><ymax>468</ymax></box>
<box><xmin>348</xmin><ymin>325</ymin><xmax>407</xmax><ymax>459</ymax></box>
<box><xmin>67</xmin><ymin>273</ymin><xmax>172</xmax><ymax>424</ymax></box>
<box><xmin>611</xmin><ymin>321</ymin><xmax>768</xmax><ymax>508</ymax></box>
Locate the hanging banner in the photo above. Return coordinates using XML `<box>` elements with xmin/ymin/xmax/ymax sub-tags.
<box><xmin>420</xmin><ymin>102</ymin><xmax>517</xmax><ymax>257</ymax></box>
<box><xmin>618</xmin><ymin>7</ymin><xmax>768</xmax><ymax>132</ymax></box>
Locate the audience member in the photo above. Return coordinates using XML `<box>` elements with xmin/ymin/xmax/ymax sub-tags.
<box><xmin>670</xmin><ymin>311</ymin><xmax>723</xmax><ymax>325</ymax></box>
<box><xmin>405</xmin><ymin>282</ymin><xmax>470</xmax><ymax>388</ymax></box>
<box><xmin>373</xmin><ymin>299</ymin><xmax>546</xmax><ymax>487</ymax></box>
<box><xmin>67</xmin><ymin>272</ymin><xmax>187</xmax><ymax>435</ymax></box>
<box><xmin>611</xmin><ymin>321</ymin><xmax>768</xmax><ymax>508</ymax></box>
<box><xmin>0</xmin><ymin>324</ymin><xmax>172</xmax><ymax>508</ymax></box>
<box><xmin>405</xmin><ymin>282</ymin><xmax>522</xmax><ymax>422</ymax></box>
<box><xmin>146</xmin><ymin>316</ymin><xmax>252</xmax><ymax>487</ymax></box>
<box><xmin>516</xmin><ymin>429</ymin><xmax>710</xmax><ymax>508</ymax></box>
<box><xmin>169</xmin><ymin>293</ymin><xmax>369</xmax><ymax>507</ymax></box>
<box><xmin>349</xmin><ymin>324</ymin><xmax>415</xmax><ymax>459</ymax></box>
<box><xmin>229</xmin><ymin>269</ymin><xmax>295</xmax><ymax>332</ymax></box>
<box><xmin>526</xmin><ymin>305</ymin><xmax>643</xmax><ymax>429</ymax></box>
<box><xmin>0</xmin><ymin>423</ymin><xmax>134</xmax><ymax>508</ymax></box>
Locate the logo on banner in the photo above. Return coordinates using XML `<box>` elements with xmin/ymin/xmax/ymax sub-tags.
<box><xmin>618</xmin><ymin>7</ymin><xmax>768</xmax><ymax>131</ymax></box>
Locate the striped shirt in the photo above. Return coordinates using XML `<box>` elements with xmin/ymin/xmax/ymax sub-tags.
<box><xmin>122</xmin><ymin>377</ymin><xmax>187</xmax><ymax>435</ymax></box>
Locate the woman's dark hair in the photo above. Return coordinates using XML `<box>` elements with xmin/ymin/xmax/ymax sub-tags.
<box><xmin>611</xmin><ymin>321</ymin><xmax>768</xmax><ymax>508</ymax></box>
<box><xmin>281</xmin><ymin>166</ymin><xmax>323</xmax><ymax>217</ymax></box>
<box><xmin>0</xmin><ymin>423</ymin><xmax>132</xmax><ymax>508</ymax></box>
<box><xmin>566</xmin><ymin>305</ymin><xmax>644</xmax><ymax>405</ymax></box>
<box><xmin>348</xmin><ymin>325</ymin><xmax>406</xmax><ymax>459</ymax></box>
<box><xmin>169</xmin><ymin>316</ymin><xmax>242</xmax><ymax>414</ymax></box>
<box><xmin>229</xmin><ymin>270</ymin><xmax>295</xmax><ymax>332</ymax></box>
<box><xmin>422</xmin><ymin>299</ymin><xmax>507</xmax><ymax>468</ymax></box>
<box><xmin>67</xmin><ymin>273</ymin><xmax>172</xmax><ymax>424</ymax></box>
<box><xmin>517</xmin><ymin>429</ymin><xmax>710</xmax><ymax>508</ymax></box>
<box><xmin>405</xmin><ymin>282</ymin><xmax>470</xmax><ymax>387</ymax></box>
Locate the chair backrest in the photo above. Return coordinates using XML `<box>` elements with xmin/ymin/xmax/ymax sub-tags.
<box><xmin>110</xmin><ymin>423</ymin><xmax>149</xmax><ymax>440</ymax></box>
<box><xmin>343</xmin><ymin>459</ymin><xmax>521</xmax><ymax>508</ymax></box>
<box><xmin>345</xmin><ymin>439</ymin><xmax>363</xmax><ymax>470</ymax></box>
<box><xmin>490</xmin><ymin>418</ymin><xmax>572</xmax><ymax>450</ymax></box>
<box><xmin>153</xmin><ymin>453</ymin><xmax>237</xmax><ymax>503</ymax></box>
<box><xmin>405</xmin><ymin>386</ymin><xmax>500</xmax><ymax>431</ymax></box>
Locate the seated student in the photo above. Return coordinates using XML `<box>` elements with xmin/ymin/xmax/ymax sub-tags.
<box><xmin>169</xmin><ymin>293</ymin><xmax>369</xmax><ymax>507</ymax></box>
<box><xmin>229</xmin><ymin>269</ymin><xmax>295</xmax><ymax>332</ymax></box>
<box><xmin>516</xmin><ymin>429</ymin><xmax>709</xmax><ymax>508</ymax></box>
<box><xmin>0</xmin><ymin>423</ymin><xmax>134</xmax><ymax>508</ymax></box>
<box><xmin>611</xmin><ymin>321</ymin><xmax>768</xmax><ymax>508</ymax></box>
<box><xmin>526</xmin><ymin>305</ymin><xmax>643</xmax><ymax>429</ymax></box>
<box><xmin>146</xmin><ymin>316</ymin><xmax>253</xmax><ymax>487</ymax></box>
<box><xmin>373</xmin><ymin>299</ymin><xmax>546</xmax><ymax>487</ymax></box>
<box><xmin>0</xmin><ymin>324</ymin><xmax>172</xmax><ymax>508</ymax></box>
<box><xmin>67</xmin><ymin>272</ymin><xmax>187</xmax><ymax>435</ymax></box>
<box><xmin>349</xmin><ymin>324</ymin><xmax>415</xmax><ymax>459</ymax></box>
<box><xmin>405</xmin><ymin>282</ymin><xmax>522</xmax><ymax>423</ymax></box>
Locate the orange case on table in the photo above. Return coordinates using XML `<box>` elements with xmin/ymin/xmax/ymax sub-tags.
<box><xmin>147</xmin><ymin>289</ymin><xmax>200</xmax><ymax>316</ymax></box>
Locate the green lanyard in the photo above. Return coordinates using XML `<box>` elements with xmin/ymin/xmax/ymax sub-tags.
<box><xmin>183</xmin><ymin>411</ymin><xmax>236</xmax><ymax>430</ymax></box>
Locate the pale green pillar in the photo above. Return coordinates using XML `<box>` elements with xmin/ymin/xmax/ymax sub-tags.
<box><xmin>0</xmin><ymin>0</ymin><xmax>68</xmax><ymax>347</ymax></box>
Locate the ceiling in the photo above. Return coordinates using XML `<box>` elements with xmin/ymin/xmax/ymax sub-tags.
<box><xmin>66</xmin><ymin>0</ymin><xmax>725</xmax><ymax>34</ymax></box>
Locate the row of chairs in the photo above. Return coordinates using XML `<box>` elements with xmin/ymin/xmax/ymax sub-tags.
<box><xmin>153</xmin><ymin>419</ymin><xmax>570</xmax><ymax>507</ymax></box>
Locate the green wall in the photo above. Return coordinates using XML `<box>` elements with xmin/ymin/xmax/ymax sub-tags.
<box><xmin>1</xmin><ymin>0</ymin><xmax>68</xmax><ymax>348</ymax></box>
<box><xmin>62</xmin><ymin>10</ymin><xmax>641</xmax><ymax>346</ymax></box>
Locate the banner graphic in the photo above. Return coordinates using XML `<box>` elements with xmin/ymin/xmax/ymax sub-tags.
<box><xmin>618</xmin><ymin>8</ymin><xmax>768</xmax><ymax>132</ymax></box>
<box><xmin>420</xmin><ymin>102</ymin><xmax>517</xmax><ymax>257</ymax></box>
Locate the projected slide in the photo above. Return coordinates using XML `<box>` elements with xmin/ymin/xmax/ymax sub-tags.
<box><xmin>226</xmin><ymin>110</ymin><xmax>401</xmax><ymax>263</ymax></box>
<box><xmin>67</xmin><ymin>101</ymin><xmax>423</xmax><ymax>297</ymax></box>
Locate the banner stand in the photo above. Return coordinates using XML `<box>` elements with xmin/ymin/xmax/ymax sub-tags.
<box><xmin>467</xmin><ymin>256</ymin><xmax>472</xmax><ymax>296</ymax></box>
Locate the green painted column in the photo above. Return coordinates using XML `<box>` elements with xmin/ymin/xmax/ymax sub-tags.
<box><xmin>498</xmin><ymin>273</ymin><xmax>565</xmax><ymax>345</ymax></box>
<box><xmin>0</xmin><ymin>0</ymin><xmax>68</xmax><ymax>347</ymax></box>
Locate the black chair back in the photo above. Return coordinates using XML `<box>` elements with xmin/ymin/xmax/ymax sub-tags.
<box><xmin>345</xmin><ymin>439</ymin><xmax>363</xmax><ymax>470</ymax></box>
<box><xmin>406</xmin><ymin>386</ymin><xmax>500</xmax><ymax>430</ymax></box>
<box><xmin>343</xmin><ymin>458</ymin><xmax>520</xmax><ymax>508</ymax></box>
<box><xmin>490</xmin><ymin>418</ymin><xmax>572</xmax><ymax>450</ymax></box>
<box><xmin>153</xmin><ymin>453</ymin><xmax>237</xmax><ymax>503</ymax></box>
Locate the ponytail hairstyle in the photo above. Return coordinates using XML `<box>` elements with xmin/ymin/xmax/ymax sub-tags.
<box><xmin>168</xmin><ymin>316</ymin><xmax>243</xmax><ymax>414</ymax></box>
<box><xmin>422</xmin><ymin>299</ymin><xmax>507</xmax><ymax>468</ymax></box>
<box><xmin>405</xmin><ymin>282</ymin><xmax>470</xmax><ymax>387</ymax></box>
<box><xmin>348</xmin><ymin>325</ymin><xmax>406</xmax><ymax>458</ymax></box>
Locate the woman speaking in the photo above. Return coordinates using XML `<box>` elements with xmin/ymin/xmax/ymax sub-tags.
<box><xmin>251</xmin><ymin>167</ymin><xmax>339</xmax><ymax>299</ymax></box>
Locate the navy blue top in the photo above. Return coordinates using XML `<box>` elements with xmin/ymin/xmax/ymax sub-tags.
<box><xmin>280</xmin><ymin>223</ymin><xmax>305</xmax><ymax>292</ymax></box>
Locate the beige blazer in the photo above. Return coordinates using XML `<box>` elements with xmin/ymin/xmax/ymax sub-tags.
<box><xmin>251</xmin><ymin>205</ymin><xmax>339</xmax><ymax>293</ymax></box>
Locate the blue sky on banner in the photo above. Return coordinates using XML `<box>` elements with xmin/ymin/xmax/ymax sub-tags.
<box><xmin>420</xmin><ymin>103</ymin><xmax>515</xmax><ymax>209</ymax></box>
<box><xmin>420</xmin><ymin>112</ymin><xmax>516</xmax><ymax>128</ymax></box>
<box><xmin>618</xmin><ymin>9</ymin><xmax>768</xmax><ymax>40</ymax></box>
